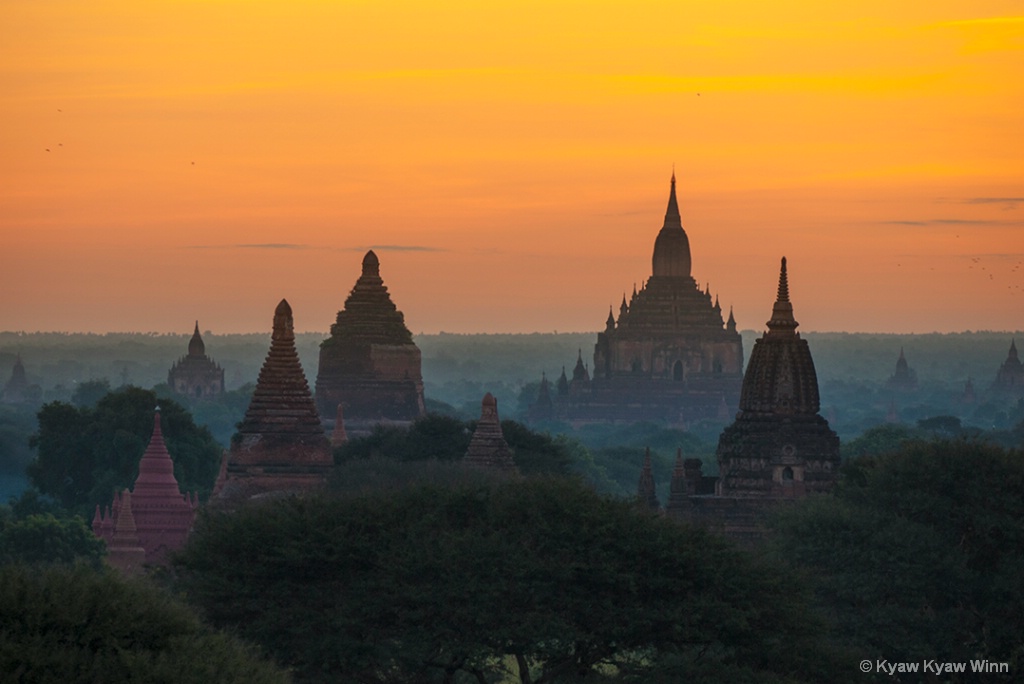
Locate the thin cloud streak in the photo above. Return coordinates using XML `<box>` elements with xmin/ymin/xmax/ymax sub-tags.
<box><xmin>185</xmin><ymin>243</ymin><xmax>311</xmax><ymax>250</ymax></box>
<box><xmin>347</xmin><ymin>245</ymin><xmax>445</xmax><ymax>253</ymax></box>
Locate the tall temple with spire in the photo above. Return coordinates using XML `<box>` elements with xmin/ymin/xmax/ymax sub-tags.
<box><xmin>93</xmin><ymin>408</ymin><xmax>199</xmax><ymax>568</ymax></box>
<box><xmin>220</xmin><ymin>299</ymin><xmax>332</xmax><ymax>501</ymax></box>
<box><xmin>536</xmin><ymin>175</ymin><xmax>743</xmax><ymax>425</ymax></box>
<box><xmin>315</xmin><ymin>251</ymin><xmax>426</xmax><ymax>433</ymax></box>
<box><xmin>715</xmin><ymin>257</ymin><xmax>840</xmax><ymax>497</ymax></box>
<box><xmin>167</xmin><ymin>322</ymin><xmax>225</xmax><ymax>399</ymax></box>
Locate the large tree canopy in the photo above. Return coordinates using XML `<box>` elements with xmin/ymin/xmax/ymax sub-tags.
<box><xmin>0</xmin><ymin>564</ymin><xmax>289</xmax><ymax>684</ymax></box>
<box><xmin>772</xmin><ymin>440</ymin><xmax>1024</xmax><ymax>682</ymax></box>
<box><xmin>27</xmin><ymin>386</ymin><xmax>222</xmax><ymax>516</ymax></box>
<box><xmin>177</xmin><ymin>478</ymin><xmax>849</xmax><ymax>684</ymax></box>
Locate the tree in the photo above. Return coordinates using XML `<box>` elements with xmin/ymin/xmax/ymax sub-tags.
<box><xmin>177</xmin><ymin>478</ymin><xmax>848</xmax><ymax>684</ymax></box>
<box><xmin>27</xmin><ymin>386</ymin><xmax>222</xmax><ymax>516</ymax></box>
<box><xmin>772</xmin><ymin>440</ymin><xmax>1024</xmax><ymax>682</ymax></box>
<box><xmin>336</xmin><ymin>413</ymin><xmax>575</xmax><ymax>477</ymax></box>
<box><xmin>0</xmin><ymin>564</ymin><xmax>289</xmax><ymax>683</ymax></box>
<box><xmin>0</xmin><ymin>510</ymin><xmax>105</xmax><ymax>568</ymax></box>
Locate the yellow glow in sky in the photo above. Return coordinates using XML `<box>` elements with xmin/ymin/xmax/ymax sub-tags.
<box><xmin>1</xmin><ymin>1</ymin><xmax>1022</xmax><ymax>334</ymax></box>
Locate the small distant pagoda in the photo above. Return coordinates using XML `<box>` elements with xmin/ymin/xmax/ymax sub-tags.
<box><xmin>167</xmin><ymin>322</ymin><xmax>225</xmax><ymax>399</ymax></box>
<box><xmin>886</xmin><ymin>347</ymin><xmax>918</xmax><ymax>392</ymax></box>
<box><xmin>463</xmin><ymin>393</ymin><xmax>517</xmax><ymax>472</ymax></box>
<box><xmin>2</xmin><ymin>354</ymin><xmax>40</xmax><ymax>404</ymax></box>
<box><xmin>93</xmin><ymin>408</ymin><xmax>199</xmax><ymax>567</ymax></box>
<box><xmin>715</xmin><ymin>258</ymin><xmax>840</xmax><ymax>498</ymax></box>
<box><xmin>221</xmin><ymin>299</ymin><xmax>332</xmax><ymax>501</ymax></box>
<box><xmin>990</xmin><ymin>340</ymin><xmax>1024</xmax><ymax>396</ymax></box>
<box><xmin>636</xmin><ymin>448</ymin><xmax>658</xmax><ymax>511</ymax></box>
<box><xmin>316</xmin><ymin>251</ymin><xmax>426</xmax><ymax>433</ymax></box>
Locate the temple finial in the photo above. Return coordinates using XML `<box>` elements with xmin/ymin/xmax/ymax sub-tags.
<box><xmin>777</xmin><ymin>257</ymin><xmax>790</xmax><ymax>303</ymax></box>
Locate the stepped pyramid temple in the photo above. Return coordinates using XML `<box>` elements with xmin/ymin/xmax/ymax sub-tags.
<box><xmin>643</xmin><ymin>259</ymin><xmax>839</xmax><ymax>541</ymax></box>
<box><xmin>167</xmin><ymin>322</ymin><xmax>225</xmax><ymax>399</ymax></box>
<box><xmin>464</xmin><ymin>393</ymin><xmax>517</xmax><ymax>471</ymax></box>
<box><xmin>93</xmin><ymin>408</ymin><xmax>199</xmax><ymax>568</ymax></box>
<box><xmin>221</xmin><ymin>299</ymin><xmax>332</xmax><ymax>500</ymax></box>
<box><xmin>535</xmin><ymin>175</ymin><xmax>743</xmax><ymax>425</ymax></box>
<box><xmin>316</xmin><ymin>251</ymin><xmax>425</xmax><ymax>433</ymax></box>
<box><xmin>886</xmin><ymin>347</ymin><xmax>918</xmax><ymax>392</ymax></box>
<box><xmin>990</xmin><ymin>340</ymin><xmax>1023</xmax><ymax>396</ymax></box>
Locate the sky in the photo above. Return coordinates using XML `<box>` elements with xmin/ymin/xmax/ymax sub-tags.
<box><xmin>2</xmin><ymin>1</ymin><xmax>1022</xmax><ymax>335</ymax></box>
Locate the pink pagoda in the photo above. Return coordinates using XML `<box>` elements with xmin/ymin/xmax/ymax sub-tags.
<box><xmin>93</xmin><ymin>408</ymin><xmax>199</xmax><ymax>566</ymax></box>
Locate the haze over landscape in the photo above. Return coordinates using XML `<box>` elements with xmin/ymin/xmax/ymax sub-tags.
<box><xmin>2</xmin><ymin>1</ymin><xmax>1022</xmax><ymax>335</ymax></box>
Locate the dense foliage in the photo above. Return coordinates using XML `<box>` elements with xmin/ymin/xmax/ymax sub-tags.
<box><xmin>0</xmin><ymin>564</ymin><xmax>289</xmax><ymax>684</ymax></box>
<box><xmin>336</xmin><ymin>413</ymin><xmax>574</xmax><ymax>477</ymax></box>
<box><xmin>27</xmin><ymin>386</ymin><xmax>222</xmax><ymax>516</ymax></box>
<box><xmin>772</xmin><ymin>440</ymin><xmax>1024</xmax><ymax>682</ymax></box>
<box><xmin>177</xmin><ymin>478</ymin><xmax>848</xmax><ymax>684</ymax></box>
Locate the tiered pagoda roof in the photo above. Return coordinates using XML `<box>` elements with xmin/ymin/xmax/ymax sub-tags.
<box><xmin>464</xmin><ymin>393</ymin><xmax>516</xmax><ymax>471</ymax></box>
<box><xmin>232</xmin><ymin>299</ymin><xmax>331</xmax><ymax>466</ymax></box>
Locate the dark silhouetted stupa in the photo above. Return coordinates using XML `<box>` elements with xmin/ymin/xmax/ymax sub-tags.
<box><xmin>636</xmin><ymin>448</ymin><xmax>658</xmax><ymax>511</ymax></box>
<box><xmin>167</xmin><ymin>322</ymin><xmax>225</xmax><ymax>399</ymax></box>
<box><xmin>886</xmin><ymin>347</ymin><xmax>918</xmax><ymax>391</ymax></box>
<box><xmin>536</xmin><ymin>175</ymin><xmax>743</xmax><ymax>425</ymax></box>
<box><xmin>715</xmin><ymin>258</ymin><xmax>840</xmax><ymax>497</ymax></box>
<box><xmin>316</xmin><ymin>251</ymin><xmax>425</xmax><ymax>433</ymax></box>
<box><xmin>223</xmin><ymin>299</ymin><xmax>332</xmax><ymax>500</ymax></box>
<box><xmin>2</xmin><ymin>354</ymin><xmax>30</xmax><ymax>404</ymax></box>
<box><xmin>990</xmin><ymin>340</ymin><xmax>1024</xmax><ymax>396</ymax></box>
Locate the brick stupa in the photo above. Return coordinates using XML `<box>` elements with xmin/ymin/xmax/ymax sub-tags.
<box><xmin>93</xmin><ymin>408</ymin><xmax>199</xmax><ymax>566</ymax></box>
<box><xmin>223</xmin><ymin>299</ymin><xmax>332</xmax><ymax>500</ymax></box>
<box><xmin>315</xmin><ymin>250</ymin><xmax>425</xmax><ymax>433</ymax></box>
<box><xmin>464</xmin><ymin>393</ymin><xmax>517</xmax><ymax>471</ymax></box>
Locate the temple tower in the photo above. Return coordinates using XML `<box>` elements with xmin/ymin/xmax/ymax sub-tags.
<box><xmin>167</xmin><ymin>322</ymin><xmax>225</xmax><ymax>399</ymax></box>
<box><xmin>886</xmin><ymin>347</ymin><xmax>918</xmax><ymax>391</ymax></box>
<box><xmin>464</xmin><ymin>393</ymin><xmax>517</xmax><ymax>471</ymax></box>
<box><xmin>224</xmin><ymin>299</ymin><xmax>332</xmax><ymax>500</ymax></box>
<box><xmin>990</xmin><ymin>340</ymin><xmax>1024</xmax><ymax>395</ymax></box>
<box><xmin>316</xmin><ymin>251</ymin><xmax>425</xmax><ymax>432</ymax></box>
<box><xmin>716</xmin><ymin>258</ymin><xmax>840</xmax><ymax>498</ymax></box>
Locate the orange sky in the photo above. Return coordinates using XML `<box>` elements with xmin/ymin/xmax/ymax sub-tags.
<box><xmin>2</xmin><ymin>1</ymin><xmax>1022</xmax><ymax>335</ymax></box>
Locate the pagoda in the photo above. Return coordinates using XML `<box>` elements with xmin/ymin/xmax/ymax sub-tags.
<box><xmin>990</xmin><ymin>340</ymin><xmax>1024</xmax><ymax>396</ymax></box>
<box><xmin>2</xmin><ymin>354</ymin><xmax>39</xmax><ymax>404</ymax></box>
<box><xmin>93</xmin><ymin>408</ymin><xmax>199</xmax><ymax>565</ymax></box>
<box><xmin>222</xmin><ymin>299</ymin><xmax>332</xmax><ymax>500</ymax></box>
<box><xmin>315</xmin><ymin>251</ymin><xmax>425</xmax><ymax>433</ymax></box>
<box><xmin>715</xmin><ymin>258</ymin><xmax>840</xmax><ymax>497</ymax></box>
<box><xmin>463</xmin><ymin>393</ymin><xmax>517</xmax><ymax>471</ymax></box>
<box><xmin>536</xmin><ymin>175</ymin><xmax>743</xmax><ymax>425</ymax></box>
<box><xmin>167</xmin><ymin>322</ymin><xmax>225</xmax><ymax>399</ymax></box>
<box><xmin>636</xmin><ymin>448</ymin><xmax>658</xmax><ymax>511</ymax></box>
<box><xmin>886</xmin><ymin>347</ymin><xmax>918</xmax><ymax>391</ymax></box>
